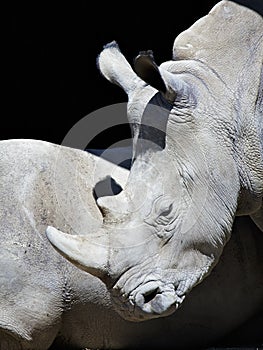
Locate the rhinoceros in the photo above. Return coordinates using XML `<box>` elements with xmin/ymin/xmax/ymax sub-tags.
<box><xmin>1</xmin><ymin>1</ymin><xmax>263</xmax><ymax>349</ymax></box>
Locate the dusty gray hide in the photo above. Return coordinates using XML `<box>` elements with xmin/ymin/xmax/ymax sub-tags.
<box><xmin>0</xmin><ymin>1</ymin><xmax>262</xmax><ymax>349</ymax></box>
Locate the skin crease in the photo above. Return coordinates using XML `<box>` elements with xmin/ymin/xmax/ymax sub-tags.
<box><xmin>1</xmin><ymin>1</ymin><xmax>263</xmax><ymax>349</ymax></box>
<box><xmin>46</xmin><ymin>0</ymin><xmax>262</xmax><ymax>322</ymax></box>
<box><xmin>47</xmin><ymin>58</ymin><xmax>241</xmax><ymax>321</ymax></box>
<box><xmin>1</xmin><ymin>141</ymin><xmax>263</xmax><ymax>349</ymax></box>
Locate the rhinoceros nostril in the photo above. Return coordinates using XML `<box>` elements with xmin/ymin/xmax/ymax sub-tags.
<box><xmin>143</xmin><ymin>287</ymin><xmax>159</xmax><ymax>303</ymax></box>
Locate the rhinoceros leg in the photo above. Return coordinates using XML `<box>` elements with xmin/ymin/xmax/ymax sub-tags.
<box><xmin>0</xmin><ymin>254</ymin><xmax>63</xmax><ymax>350</ymax></box>
<box><xmin>0</xmin><ymin>331</ymin><xmax>22</xmax><ymax>350</ymax></box>
<box><xmin>0</xmin><ymin>321</ymin><xmax>59</xmax><ymax>350</ymax></box>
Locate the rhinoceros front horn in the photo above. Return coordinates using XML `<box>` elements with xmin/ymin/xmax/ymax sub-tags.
<box><xmin>46</xmin><ymin>226</ymin><xmax>109</xmax><ymax>280</ymax></box>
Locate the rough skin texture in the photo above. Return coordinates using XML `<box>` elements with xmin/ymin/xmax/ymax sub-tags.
<box><xmin>0</xmin><ymin>1</ymin><xmax>262</xmax><ymax>349</ymax></box>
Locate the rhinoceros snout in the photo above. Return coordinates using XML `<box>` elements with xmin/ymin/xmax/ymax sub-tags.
<box><xmin>112</xmin><ymin>280</ymin><xmax>185</xmax><ymax>321</ymax></box>
<box><xmin>134</xmin><ymin>283</ymin><xmax>182</xmax><ymax>316</ymax></box>
<box><xmin>142</xmin><ymin>286</ymin><xmax>159</xmax><ymax>304</ymax></box>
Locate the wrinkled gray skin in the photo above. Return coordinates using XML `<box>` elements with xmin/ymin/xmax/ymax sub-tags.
<box><xmin>1</xmin><ymin>1</ymin><xmax>263</xmax><ymax>349</ymax></box>
<box><xmin>47</xmin><ymin>0</ymin><xmax>263</xmax><ymax>321</ymax></box>
<box><xmin>1</xmin><ymin>141</ymin><xmax>263</xmax><ymax>350</ymax></box>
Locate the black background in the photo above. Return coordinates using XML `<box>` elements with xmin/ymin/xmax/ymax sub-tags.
<box><xmin>8</xmin><ymin>2</ymin><xmax>263</xmax><ymax>346</ymax></box>
<box><xmin>10</xmin><ymin>0</ymin><xmax>261</xmax><ymax>148</ymax></box>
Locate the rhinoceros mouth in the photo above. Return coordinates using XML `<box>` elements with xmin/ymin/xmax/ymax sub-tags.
<box><xmin>111</xmin><ymin>278</ymin><xmax>186</xmax><ymax>321</ymax></box>
<box><xmin>130</xmin><ymin>281</ymin><xmax>186</xmax><ymax>315</ymax></box>
<box><xmin>109</xmin><ymin>253</ymin><xmax>216</xmax><ymax>321</ymax></box>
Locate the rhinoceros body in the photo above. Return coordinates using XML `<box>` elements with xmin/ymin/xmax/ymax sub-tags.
<box><xmin>1</xmin><ymin>0</ymin><xmax>263</xmax><ymax>349</ymax></box>
<box><xmin>0</xmin><ymin>139</ymin><xmax>262</xmax><ymax>349</ymax></box>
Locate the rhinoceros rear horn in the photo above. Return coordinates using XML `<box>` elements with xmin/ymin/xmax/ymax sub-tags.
<box><xmin>134</xmin><ymin>51</ymin><xmax>190</xmax><ymax>102</ymax></box>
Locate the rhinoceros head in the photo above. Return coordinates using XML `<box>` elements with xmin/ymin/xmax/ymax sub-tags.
<box><xmin>46</xmin><ymin>1</ymin><xmax>263</xmax><ymax>321</ymax></box>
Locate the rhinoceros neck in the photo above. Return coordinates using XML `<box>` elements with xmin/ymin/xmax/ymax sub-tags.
<box><xmin>256</xmin><ymin>66</ymin><xmax>263</xmax><ymax>155</ymax></box>
<box><xmin>233</xmin><ymin>65</ymin><xmax>263</xmax><ymax>203</ymax></box>
<box><xmin>173</xmin><ymin>1</ymin><xmax>263</xmax><ymax>204</ymax></box>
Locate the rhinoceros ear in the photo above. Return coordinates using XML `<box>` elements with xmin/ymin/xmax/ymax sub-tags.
<box><xmin>134</xmin><ymin>51</ymin><xmax>166</xmax><ymax>92</ymax></box>
<box><xmin>97</xmin><ymin>41</ymin><xmax>143</xmax><ymax>98</ymax></box>
<box><xmin>134</xmin><ymin>52</ymin><xmax>190</xmax><ymax>102</ymax></box>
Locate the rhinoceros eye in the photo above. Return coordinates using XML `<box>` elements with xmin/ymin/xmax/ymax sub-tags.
<box><xmin>145</xmin><ymin>196</ymin><xmax>178</xmax><ymax>242</ymax></box>
<box><xmin>160</xmin><ymin>203</ymin><xmax>173</xmax><ymax>216</ymax></box>
<box><xmin>156</xmin><ymin>202</ymin><xmax>174</xmax><ymax>224</ymax></box>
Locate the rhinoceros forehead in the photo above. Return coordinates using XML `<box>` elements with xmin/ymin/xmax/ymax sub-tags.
<box><xmin>173</xmin><ymin>0</ymin><xmax>263</xmax><ymax>92</ymax></box>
